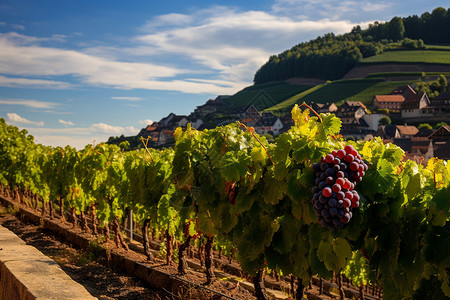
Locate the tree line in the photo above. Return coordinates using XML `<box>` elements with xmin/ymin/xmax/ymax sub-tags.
<box><xmin>254</xmin><ymin>7</ymin><xmax>450</xmax><ymax>84</ymax></box>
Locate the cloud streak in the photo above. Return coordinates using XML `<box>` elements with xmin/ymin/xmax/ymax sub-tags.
<box><xmin>6</xmin><ymin>112</ymin><xmax>44</xmax><ymax>126</ymax></box>
<box><xmin>59</xmin><ymin>119</ymin><xmax>74</xmax><ymax>126</ymax></box>
<box><xmin>0</xmin><ymin>98</ymin><xmax>59</xmax><ymax>109</ymax></box>
<box><xmin>111</xmin><ymin>96</ymin><xmax>142</xmax><ymax>101</ymax></box>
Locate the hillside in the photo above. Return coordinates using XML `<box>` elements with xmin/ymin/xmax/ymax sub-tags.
<box><xmin>222</xmin><ymin>81</ymin><xmax>314</xmax><ymax>110</ymax></box>
<box><xmin>264</xmin><ymin>78</ymin><xmax>415</xmax><ymax>112</ymax></box>
<box><xmin>254</xmin><ymin>7</ymin><xmax>450</xmax><ymax>84</ymax></box>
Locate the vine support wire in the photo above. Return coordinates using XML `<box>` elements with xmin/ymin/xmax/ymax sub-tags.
<box><xmin>129</xmin><ymin>209</ymin><xmax>133</xmax><ymax>241</ymax></box>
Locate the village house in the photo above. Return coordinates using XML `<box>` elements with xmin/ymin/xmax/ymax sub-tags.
<box><xmin>372</xmin><ymin>94</ymin><xmax>405</xmax><ymax>112</ymax></box>
<box><xmin>428</xmin><ymin>125</ymin><xmax>450</xmax><ymax>156</ymax></box>
<box><xmin>400</xmin><ymin>86</ymin><xmax>432</xmax><ymax>118</ymax></box>
<box><xmin>193</xmin><ymin>96</ymin><xmax>229</xmax><ymax>118</ymax></box>
<box><xmin>254</xmin><ymin>112</ymin><xmax>284</xmax><ymax>136</ymax></box>
<box><xmin>309</xmin><ymin>102</ymin><xmax>338</xmax><ymax>113</ymax></box>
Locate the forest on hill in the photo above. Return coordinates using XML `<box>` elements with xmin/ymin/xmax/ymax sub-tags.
<box><xmin>254</xmin><ymin>7</ymin><xmax>450</xmax><ymax>84</ymax></box>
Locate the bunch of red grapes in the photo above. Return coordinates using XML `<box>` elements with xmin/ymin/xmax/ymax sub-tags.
<box><xmin>311</xmin><ymin>145</ymin><xmax>368</xmax><ymax>229</ymax></box>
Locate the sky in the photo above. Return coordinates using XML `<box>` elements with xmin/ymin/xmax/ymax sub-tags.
<box><xmin>0</xmin><ymin>0</ymin><xmax>448</xmax><ymax>149</ymax></box>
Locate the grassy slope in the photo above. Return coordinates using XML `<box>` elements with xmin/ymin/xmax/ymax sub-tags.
<box><xmin>265</xmin><ymin>79</ymin><xmax>415</xmax><ymax>112</ymax></box>
<box><xmin>224</xmin><ymin>81</ymin><xmax>314</xmax><ymax>109</ymax></box>
<box><xmin>231</xmin><ymin>49</ymin><xmax>449</xmax><ymax>113</ymax></box>
<box><xmin>361</xmin><ymin>50</ymin><xmax>450</xmax><ymax>64</ymax></box>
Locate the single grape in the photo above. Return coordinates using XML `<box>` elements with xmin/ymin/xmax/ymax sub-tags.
<box><xmin>349</xmin><ymin>161</ymin><xmax>359</xmax><ymax>171</ymax></box>
<box><xmin>328</xmin><ymin>198</ymin><xmax>337</xmax><ymax>207</ymax></box>
<box><xmin>322</xmin><ymin>187</ymin><xmax>332</xmax><ymax>197</ymax></box>
<box><xmin>319</xmin><ymin>181</ymin><xmax>327</xmax><ymax>189</ymax></box>
<box><xmin>319</xmin><ymin>195</ymin><xmax>328</xmax><ymax>204</ymax></box>
<box><xmin>312</xmin><ymin>186</ymin><xmax>320</xmax><ymax>194</ymax></box>
<box><xmin>336</xmin><ymin>177</ymin><xmax>345</xmax><ymax>186</ymax></box>
<box><xmin>337</xmin><ymin>149</ymin><xmax>346</xmax><ymax>159</ymax></box>
<box><xmin>344</xmin><ymin>191</ymin><xmax>353</xmax><ymax>201</ymax></box>
<box><xmin>332</xmin><ymin>184</ymin><xmax>341</xmax><ymax>193</ymax></box>
<box><xmin>336</xmin><ymin>191</ymin><xmax>345</xmax><ymax>200</ymax></box>
<box><xmin>320</xmin><ymin>162</ymin><xmax>328</xmax><ymax>171</ymax></box>
<box><xmin>325</xmin><ymin>154</ymin><xmax>334</xmax><ymax>164</ymax></box>
<box><xmin>315</xmin><ymin>178</ymin><xmax>322</xmax><ymax>185</ymax></box>
<box><xmin>314</xmin><ymin>202</ymin><xmax>323</xmax><ymax>210</ymax></box>
<box><xmin>343</xmin><ymin>198</ymin><xmax>351</xmax><ymax>208</ymax></box>
<box><xmin>333</xmin><ymin>157</ymin><xmax>341</xmax><ymax>165</ymax></box>
<box><xmin>325</xmin><ymin>168</ymin><xmax>335</xmax><ymax>176</ymax></box>
<box><xmin>333</xmin><ymin>164</ymin><xmax>340</xmax><ymax>171</ymax></box>
<box><xmin>326</xmin><ymin>176</ymin><xmax>334</xmax><ymax>185</ymax></box>
<box><xmin>345</xmin><ymin>154</ymin><xmax>354</xmax><ymax>163</ymax></box>
<box><xmin>312</xmin><ymin>163</ymin><xmax>320</xmax><ymax>172</ymax></box>
<box><xmin>352</xmin><ymin>201</ymin><xmax>359</xmax><ymax>208</ymax></box>
<box><xmin>329</xmin><ymin>207</ymin><xmax>338</xmax><ymax>216</ymax></box>
<box><xmin>341</xmin><ymin>213</ymin><xmax>351</xmax><ymax>224</ymax></box>
<box><xmin>344</xmin><ymin>145</ymin><xmax>354</xmax><ymax>154</ymax></box>
<box><xmin>321</xmin><ymin>209</ymin><xmax>330</xmax><ymax>218</ymax></box>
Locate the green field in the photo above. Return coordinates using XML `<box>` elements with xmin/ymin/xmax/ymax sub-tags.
<box><xmin>366</xmin><ymin>71</ymin><xmax>450</xmax><ymax>78</ymax></box>
<box><xmin>265</xmin><ymin>78</ymin><xmax>415</xmax><ymax>112</ymax></box>
<box><xmin>224</xmin><ymin>81</ymin><xmax>314</xmax><ymax>109</ymax></box>
<box><xmin>361</xmin><ymin>50</ymin><xmax>450</xmax><ymax>64</ymax></box>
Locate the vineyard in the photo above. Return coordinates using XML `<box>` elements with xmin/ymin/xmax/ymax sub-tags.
<box><xmin>0</xmin><ymin>105</ymin><xmax>449</xmax><ymax>300</ymax></box>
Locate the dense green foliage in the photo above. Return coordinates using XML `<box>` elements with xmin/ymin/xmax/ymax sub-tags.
<box><xmin>1</xmin><ymin>113</ymin><xmax>449</xmax><ymax>299</ymax></box>
<box><xmin>254</xmin><ymin>7</ymin><xmax>450</xmax><ymax>83</ymax></box>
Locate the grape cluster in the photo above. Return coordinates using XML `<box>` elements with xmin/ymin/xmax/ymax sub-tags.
<box><xmin>311</xmin><ymin>145</ymin><xmax>368</xmax><ymax>229</ymax></box>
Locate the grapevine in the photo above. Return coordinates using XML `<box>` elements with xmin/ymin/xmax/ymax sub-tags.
<box><xmin>0</xmin><ymin>107</ymin><xmax>448</xmax><ymax>300</ymax></box>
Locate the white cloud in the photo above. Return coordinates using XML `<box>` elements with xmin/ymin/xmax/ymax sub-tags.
<box><xmin>111</xmin><ymin>96</ymin><xmax>142</xmax><ymax>101</ymax></box>
<box><xmin>135</xmin><ymin>8</ymin><xmax>364</xmax><ymax>84</ymax></box>
<box><xmin>139</xmin><ymin>119</ymin><xmax>153</xmax><ymax>126</ymax></box>
<box><xmin>6</xmin><ymin>113</ymin><xmax>44</xmax><ymax>126</ymax></box>
<box><xmin>0</xmin><ymin>75</ymin><xmax>73</xmax><ymax>89</ymax></box>
<box><xmin>0</xmin><ymin>98</ymin><xmax>59</xmax><ymax>109</ymax></box>
<box><xmin>59</xmin><ymin>119</ymin><xmax>74</xmax><ymax>126</ymax></box>
<box><xmin>90</xmin><ymin>123</ymin><xmax>138</xmax><ymax>135</ymax></box>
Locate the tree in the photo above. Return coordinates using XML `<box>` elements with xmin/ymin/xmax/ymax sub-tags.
<box><xmin>418</xmin><ymin>123</ymin><xmax>432</xmax><ymax>130</ymax></box>
<box><xmin>434</xmin><ymin>122</ymin><xmax>448</xmax><ymax>129</ymax></box>
<box><xmin>387</xmin><ymin>17</ymin><xmax>405</xmax><ymax>41</ymax></box>
<box><xmin>378</xmin><ymin>116</ymin><xmax>391</xmax><ymax>126</ymax></box>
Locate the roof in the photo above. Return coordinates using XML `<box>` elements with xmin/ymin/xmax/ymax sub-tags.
<box><xmin>415</xmin><ymin>128</ymin><xmax>434</xmax><ymax>137</ymax></box>
<box><xmin>256</xmin><ymin>112</ymin><xmax>280</xmax><ymax>127</ymax></box>
<box><xmin>397</xmin><ymin>125</ymin><xmax>419</xmax><ymax>136</ymax></box>
<box><xmin>434</xmin><ymin>138</ymin><xmax>450</xmax><ymax>159</ymax></box>
<box><xmin>145</xmin><ymin>125</ymin><xmax>158</xmax><ymax>131</ymax></box>
<box><xmin>433</xmin><ymin>89</ymin><xmax>450</xmax><ymax>100</ymax></box>
<box><xmin>428</xmin><ymin>126</ymin><xmax>450</xmax><ymax>138</ymax></box>
<box><xmin>401</xmin><ymin>92</ymin><xmax>427</xmax><ymax>109</ymax></box>
<box><xmin>373</xmin><ymin>95</ymin><xmax>405</xmax><ymax>103</ymax></box>
<box><xmin>342</xmin><ymin>101</ymin><xmax>367</xmax><ymax>109</ymax></box>
<box><xmin>380</xmin><ymin>124</ymin><xmax>400</xmax><ymax>139</ymax></box>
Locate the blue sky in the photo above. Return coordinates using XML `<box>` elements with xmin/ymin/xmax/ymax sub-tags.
<box><xmin>0</xmin><ymin>0</ymin><xmax>448</xmax><ymax>149</ymax></box>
